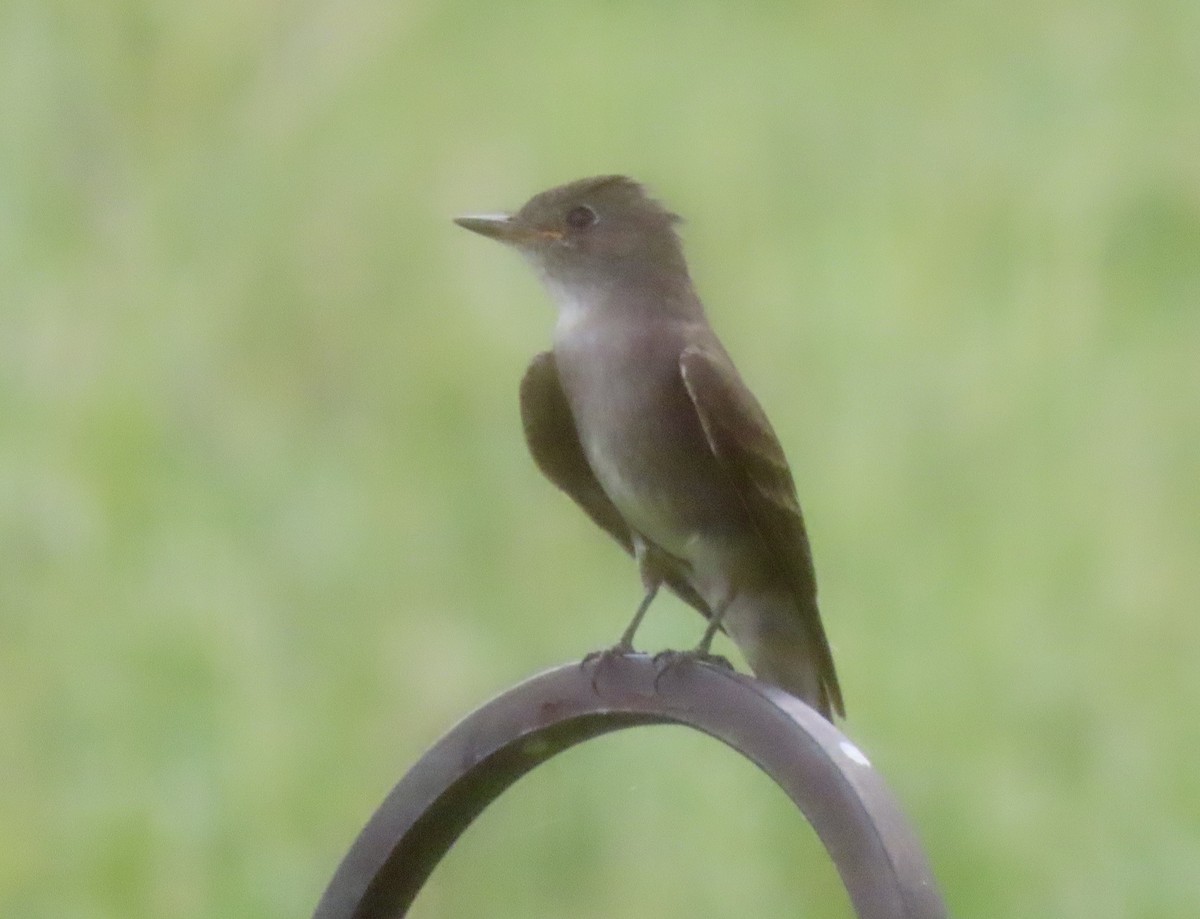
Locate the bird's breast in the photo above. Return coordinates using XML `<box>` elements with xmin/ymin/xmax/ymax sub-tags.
<box><xmin>553</xmin><ymin>314</ymin><xmax>742</xmax><ymax>557</ymax></box>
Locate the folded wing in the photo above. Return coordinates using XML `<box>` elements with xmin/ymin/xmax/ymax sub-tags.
<box><xmin>680</xmin><ymin>344</ymin><xmax>844</xmax><ymax>717</ymax></box>
<box><xmin>520</xmin><ymin>351</ymin><xmax>713</xmax><ymax>619</ymax></box>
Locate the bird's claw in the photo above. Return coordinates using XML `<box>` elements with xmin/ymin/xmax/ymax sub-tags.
<box><xmin>651</xmin><ymin>648</ymin><xmax>735</xmax><ymax>690</ymax></box>
<box><xmin>581</xmin><ymin>642</ymin><xmax>635</xmax><ymax>667</ymax></box>
<box><xmin>582</xmin><ymin>643</ymin><xmax>636</xmax><ymax>693</ymax></box>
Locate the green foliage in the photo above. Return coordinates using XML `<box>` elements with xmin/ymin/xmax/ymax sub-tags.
<box><xmin>2</xmin><ymin>1</ymin><xmax>1198</xmax><ymax>916</ymax></box>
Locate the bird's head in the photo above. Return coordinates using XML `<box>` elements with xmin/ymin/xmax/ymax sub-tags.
<box><xmin>455</xmin><ymin>175</ymin><xmax>687</xmax><ymax>290</ymax></box>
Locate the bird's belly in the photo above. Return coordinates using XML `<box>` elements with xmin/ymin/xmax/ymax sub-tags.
<box><xmin>554</xmin><ymin>320</ymin><xmax>743</xmax><ymax>563</ymax></box>
<box><xmin>586</xmin><ymin>442</ymin><xmax>687</xmax><ymax>553</ymax></box>
<box><xmin>581</xmin><ymin>420</ymin><xmax>735</xmax><ymax>564</ymax></box>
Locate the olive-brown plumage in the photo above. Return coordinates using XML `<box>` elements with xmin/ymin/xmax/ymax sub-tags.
<box><xmin>456</xmin><ymin>176</ymin><xmax>844</xmax><ymax>720</ymax></box>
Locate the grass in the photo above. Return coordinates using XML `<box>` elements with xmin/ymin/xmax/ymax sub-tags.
<box><xmin>2</xmin><ymin>1</ymin><xmax>1198</xmax><ymax>916</ymax></box>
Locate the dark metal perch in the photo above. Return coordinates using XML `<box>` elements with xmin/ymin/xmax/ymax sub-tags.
<box><xmin>312</xmin><ymin>653</ymin><xmax>947</xmax><ymax>919</ymax></box>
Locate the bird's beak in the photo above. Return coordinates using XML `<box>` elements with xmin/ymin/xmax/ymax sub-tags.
<box><xmin>453</xmin><ymin>213</ymin><xmax>561</xmax><ymax>245</ymax></box>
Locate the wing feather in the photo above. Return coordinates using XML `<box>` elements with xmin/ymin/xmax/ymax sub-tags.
<box><xmin>679</xmin><ymin>345</ymin><xmax>844</xmax><ymax>717</ymax></box>
<box><xmin>520</xmin><ymin>351</ymin><xmax>712</xmax><ymax>619</ymax></box>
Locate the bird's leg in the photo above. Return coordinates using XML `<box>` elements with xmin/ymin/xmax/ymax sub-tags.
<box><xmin>582</xmin><ymin>582</ymin><xmax>658</xmax><ymax>672</ymax></box>
<box><xmin>690</xmin><ymin>586</ymin><xmax>735</xmax><ymax>664</ymax></box>
<box><xmin>615</xmin><ymin>534</ymin><xmax>669</xmax><ymax>649</ymax></box>
<box><xmin>653</xmin><ymin>591</ymin><xmax>737</xmax><ymax>687</ymax></box>
<box><xmin>616</xmin><ymin>580</ymin><xmax>658</xmax><ymax>651</ymax></box>
<box><xmin>583</xmin><ymin>582</ymin><xmax>659</xmax><ymax>694</ymax></box>
<box><xmin>693</xmin><ymin>597</ymin><xmax>729</xmax><ymax>656</ymax></box>
<box><xmin>583</xmin><ymin>536</ymin><xmax>661</xmax><ymax>675</ymax></box>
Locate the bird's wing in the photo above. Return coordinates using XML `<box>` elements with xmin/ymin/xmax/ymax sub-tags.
<box><xmin>520</xmin><ymin>352</ymin><xmax>635</xmax><ymax>554</ymax></box>
<box><xmin>679</xmin><ymin>344</ymin><xmax>844</xmax><ymax>716</ymax></box>
<box><xmin>520</xmin><ymin>352</ymin><xmax>712</xmax><ymax>618</ymax></box>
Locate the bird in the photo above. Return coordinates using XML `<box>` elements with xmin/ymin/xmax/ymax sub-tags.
<box><xmin>454</xmin><ymin>175</ymin><xmax>844</xmax><ymax>721</ymax></box>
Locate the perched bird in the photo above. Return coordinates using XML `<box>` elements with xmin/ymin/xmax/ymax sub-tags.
<box><xmin>455</xmin><ymin>176</ymin><xmax>844</xmax><ymax>720</ymax></box>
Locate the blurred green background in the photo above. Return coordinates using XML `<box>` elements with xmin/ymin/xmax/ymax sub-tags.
<box><xmin>3</xmin><ymin>0</ymin><xmax>1198</xmax><ymax>916</ymax></box>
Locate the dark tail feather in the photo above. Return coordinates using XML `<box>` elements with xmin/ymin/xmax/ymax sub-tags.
<box><xmin>739</xmin><ymin>609</ymin><xmax>844</xmax><ymax>721</ymax></box>
<box><xmin>750</xmin><ymin>647</ymin><xmax>843</xmax><ymax>721</ymax></box>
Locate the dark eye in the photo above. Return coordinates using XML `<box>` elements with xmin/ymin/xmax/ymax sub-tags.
<box><xmin>564</xmin><ymin>205</ymin><xmax>597</xmax><ymax>230</ymax></box>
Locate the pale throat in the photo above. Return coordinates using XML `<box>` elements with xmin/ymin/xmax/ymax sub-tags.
<box><xmin>545</xmin><ymin>278</ymin><xmax>603</xmax><ymax>339</ymax></box>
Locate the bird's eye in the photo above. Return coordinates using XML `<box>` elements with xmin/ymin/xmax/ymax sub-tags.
<box><xmin>564</xmin><ymin>205</ymin><xmax>597</xmax><ymax>230</ymax></box>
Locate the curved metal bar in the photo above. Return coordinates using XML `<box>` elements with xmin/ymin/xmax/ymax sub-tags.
<box><xmin>312</xmin><ymin>654</ymin><xmax>947</xmax><ymax>919</ymax></box>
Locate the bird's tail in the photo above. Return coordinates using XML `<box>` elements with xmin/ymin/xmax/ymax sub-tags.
<box><xmin>725</xmin><ymin>593</ymin><xmax>844</xmax><ymax>721</ymax></box>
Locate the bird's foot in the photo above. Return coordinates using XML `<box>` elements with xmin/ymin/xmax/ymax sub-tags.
<box><xmin>651</xmin><ymin>647</ymin><xmax>735</xmax><ymax>690</ymax></box>
<box><xmin>581</xmin><ymin>641</ymin><xmax>636</xmax><ymax>668</ymax></box>
<box><xmin>581</xmin><ymin>642</ymin><xmax>637</xmax><ymax>693</ymax></box>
